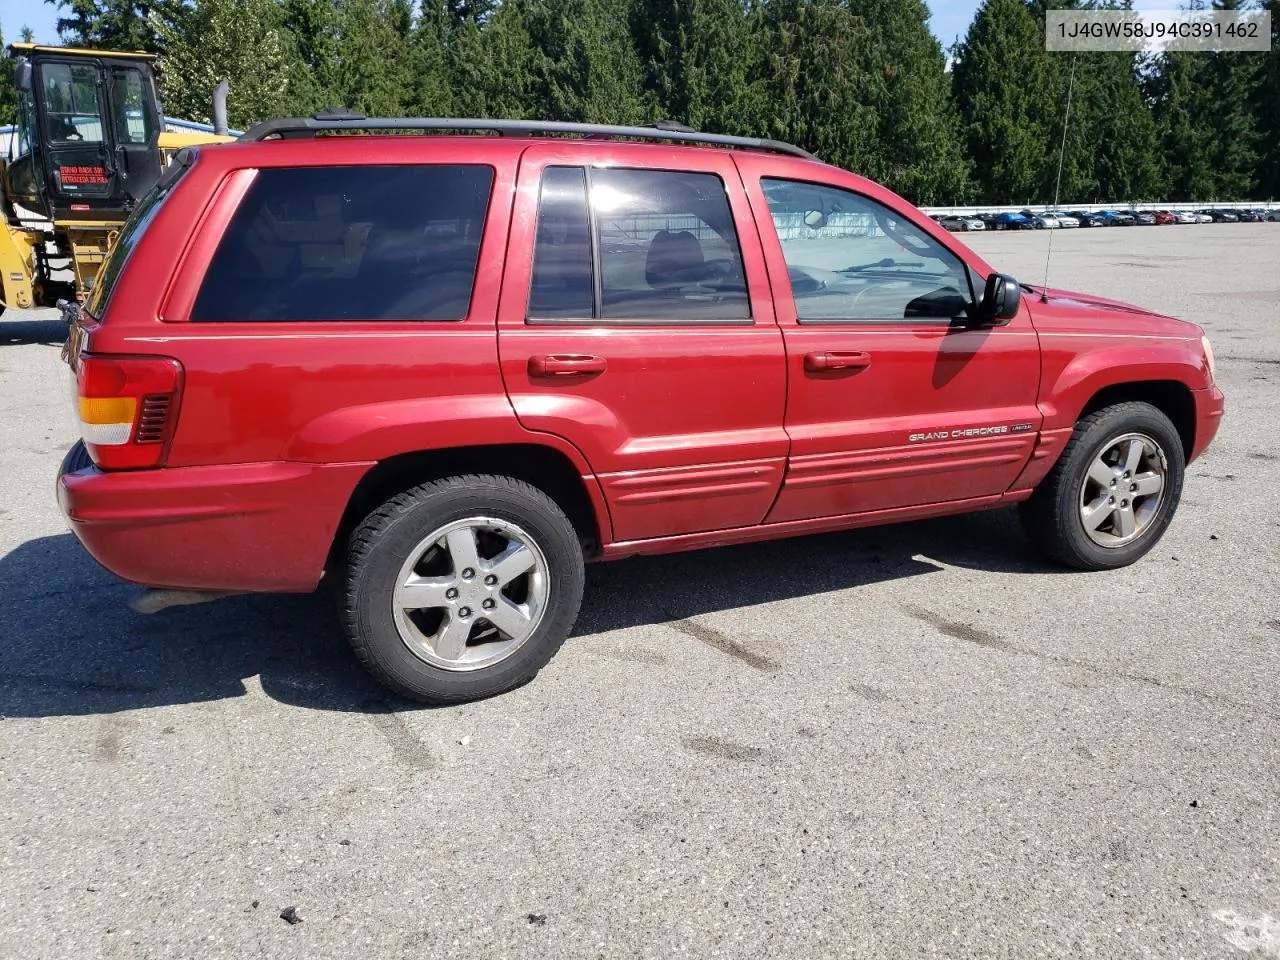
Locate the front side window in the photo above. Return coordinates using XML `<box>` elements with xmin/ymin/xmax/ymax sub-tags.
<box><xmin>41</xmin><ymin>63</ymin><xmax>105</xmax><ymax>143</ymax></box>
<box><xmin>191</xmin><ymin>165</ymin><xmax>494</xmax><ymax>322</ymax></box>
<box><xmin>761</xmin><ymin>178</ymin><xmax>973</xmax><ymax>323</ymax></box>
<box><xmin>528</xmin><ymin>166</ymin><xmax>749</xmax><ymax>322</ymax></box>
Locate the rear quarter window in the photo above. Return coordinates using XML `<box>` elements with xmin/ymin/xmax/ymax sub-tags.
<box><xmin>190</xmin><ymin>164</ymin><xmax>494</xmax><ymax>322</ymax></box>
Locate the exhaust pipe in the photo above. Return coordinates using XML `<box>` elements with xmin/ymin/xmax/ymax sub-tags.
<box><xmin>212</xmin><ymin>80</ymin><xmax>230</xmax><ymax>136</ymax></box>
<box><xmin>130</xmin><ymin>588</ymin><xmax>242</xmax><ymax>614</ymax></box>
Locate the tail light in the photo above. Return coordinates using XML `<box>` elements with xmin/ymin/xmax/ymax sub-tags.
<box><xmin>76</xmin><ymin>354</ymin><xmax>183</xmax><ymax>470</ymax></box>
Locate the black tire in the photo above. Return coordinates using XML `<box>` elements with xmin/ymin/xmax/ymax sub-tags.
<box><xmin>342</xmin><ymin>475</ymin><xmax>585</xmax><ymax>704</ymax></box>
<box><xmin>1019</xmin><ymin>402</ymin><xmax>1185</xmax><ymax>570</ymax></box>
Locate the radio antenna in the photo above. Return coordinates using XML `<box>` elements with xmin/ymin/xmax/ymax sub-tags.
<box><xmin>1042</xmin><ymin>54</ymin><xmax>1077</xmax><ymax>303</ymax></box>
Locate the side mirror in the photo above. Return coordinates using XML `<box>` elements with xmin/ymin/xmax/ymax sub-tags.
<box><xmin>975</xmin><ymin>272</ymin><xmax>1021</xmax><ymax>326</ymax></box>
<box><xmin>803</xmin><ymin>209</ymin><xmax>828</xmax><ymax>230</ymax></box>
<box><xmin>14</xmin><ymin>58</ymin><xmax>32</xmax><ymax>92</ymax></box>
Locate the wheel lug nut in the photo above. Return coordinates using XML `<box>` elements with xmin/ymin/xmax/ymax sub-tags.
<box><xmin>1109</xmin><ymin>496</ymin><xmax>1115</xmax><ymax>504</ymax></box>
<box><xmin>484</xmin><ymin>574</ymin><xmax>498</xmax><ymax>586</ymax></box>
<box><xmin>1120</xmin><ymin>500</ymin><xmax>1128</xmax><ymax>508</ymax></box>
<box><xmin>461</xmin><ymin>568</ymin><xmax>475</xmax><ymax>580</ymax></box>
<box><xmin>445</xmin><ymin>588</ymin><xmax>458</xmax><ymax>600</ymax></box>
<box><xmin>482</xmin><ymin>599</ymin><xmax>495</xmax><ymax>610</ymax></box>
<box><xmin>458</xmin><ymin>606</ymin><xmax>471</xmax><ymax>618</ymax></box>
<box><xmin>1130</xmin><ymin>484</ymin><xmax>1137</xmax><ymax>492</ymax></box>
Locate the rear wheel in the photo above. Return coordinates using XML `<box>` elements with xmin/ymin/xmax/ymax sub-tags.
<box><xmin>1019</xmin><ymin>402</ymin><xmax>1185</xmax><ymax>570</ymax></box>
<box><xmin>343</xmin><ymin>475</ymin><xmax>585</xmax><ymax>703</ymax></box>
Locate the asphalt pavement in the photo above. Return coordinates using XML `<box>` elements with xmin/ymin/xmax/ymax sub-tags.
<box><xmin>1</xmin><ymin>224</ymin><xmax>1277</xmax><ymax>959</ymax></box>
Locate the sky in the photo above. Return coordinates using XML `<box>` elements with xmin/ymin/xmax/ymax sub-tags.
<box><xmin>1</xmin><ymin>0</ymin><xmax>1182</xmax><ymax>53</ymax></box>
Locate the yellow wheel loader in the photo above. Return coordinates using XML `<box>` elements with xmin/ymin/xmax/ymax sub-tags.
<box><xmin>1</xmin><ymin>43</ymin><xmax>233</xmax><ymax>314</ymax></box>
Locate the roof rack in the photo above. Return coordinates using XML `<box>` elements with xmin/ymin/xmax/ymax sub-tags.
<box><xmin>237</xmin><ymin>111</ymin><xmax>818</xmax><ymax>160</ymax></box>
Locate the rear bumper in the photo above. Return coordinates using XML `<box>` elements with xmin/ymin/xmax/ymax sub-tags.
<box><xmin>57</xmin><ymin>450</ymin><xmax>372</xmax><ymax>592</ymax></box>
<box><xmin>1190</xmin><ymin>384</ymin><xmax>1225</xmax><ymax>463</ymax></box>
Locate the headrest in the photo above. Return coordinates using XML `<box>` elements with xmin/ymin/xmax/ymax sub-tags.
<box><xmin>645</xmin><ymin>230</ymin><xmax>705</xmax><ymax>289</ymax></box>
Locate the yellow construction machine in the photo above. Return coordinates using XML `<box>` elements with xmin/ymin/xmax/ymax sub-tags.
<box><xmin>1</xmin><ymin>43</ymin><xmax>233</xmax><ymax>314</ymax></box>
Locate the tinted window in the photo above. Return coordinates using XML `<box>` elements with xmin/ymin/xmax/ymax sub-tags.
<box><xmin>42</xmin><ymin>63</ymin><xmax>104</xmax><ymax>143</ymax></box>
<box><xmin>761</xmin><ymin>178</ymin><xmax>972</xmax><ymax>323</ymax></box>
<box><xmin>191</xmin><ymin>165</ymin><xmax>493</xmax><ymax>322</ymax></box>
<box><xmin>528</xmin><ymin>167</ymin><xmax>594</xmax><ymax>319</ymax></box>
<box><xmin>593</xmin><ymin>168</ymin><xmax>748</xmax><ymax>321</ymax></box>
<box><xmin>110</xmin><ymin>69</ymin><xmax>151</xmax><ymax>145</ymax></box>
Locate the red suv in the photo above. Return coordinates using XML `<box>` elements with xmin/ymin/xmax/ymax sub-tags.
<box><xmin>57</xmin><ymin>116</ymin><xmax>1225</xmax><ymax>703</ymax></box>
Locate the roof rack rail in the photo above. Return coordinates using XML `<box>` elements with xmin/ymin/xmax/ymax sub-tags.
<box><xmin>237</xmin><ymin>112</ymin><xmax>818</xmax><ymax>160</ymax></box>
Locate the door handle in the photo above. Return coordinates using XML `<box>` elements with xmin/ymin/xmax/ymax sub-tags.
<box><xmin>528</xmin><ymin>354</ymin><xmax>608</xmax><ymax>377</ymax></box>
<box><xmin>804</xmin><ymin>351</ymin><xmax>871</xmax><ymax>372</ymax></box>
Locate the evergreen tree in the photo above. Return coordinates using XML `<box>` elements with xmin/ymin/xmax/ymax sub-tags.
<box><xmin>278</xmin><ymin>0</ymin><xmax>342</xmax><ymax>113</ymax></box>
<box><xmin>1255</xmin><ymin>0</ymin><xmax>1280</xmax><ymax>197</ymax></box>
<box><xmin>1150</xmin><ymin>0</ymin><xmax>1261</xmax><ymax>200</ymax></box>
<box><xmin>952</xmin><ymin>0</ymin><xmax>1059</xmax><ymax>203</ymax></box>
<box><xmin>1</xmin><ymin>23</ymin><xmax>17</xmax><ymax>127</ymax></box>
<box><xmin>1087</xmin><ymin>55</ymin><xmax>1163</xmax><ymax>201</ymax></box>
<box><xmin>330</xmin><ymin>0</ymin><xmax>415</xmax><ymax>116</ymax></box>
<box><xmin>49</xmin><ymin>0</ymin><xmax>161</xmax><ymax>51</ymax></box>
<box><xmin>1197</xmin><ymin>0</ymin><xmax>1262</xmax><ymax>197</ymax></box>
<box><xmin>408</xmin><ymin>0</ymin><xmax>454</xmax><ymax>116</ymax></box>
<box><xmin>849</xmin><ymin>0</ymin><xmax>972</xmax><ymax>204</ymax></box>
<box><xmin>151</xmin><ymin>0</ymin><xmax>292</xmax><ymax>127</ymax></box>
<box><xmin>522</xmin><ymin>0</ymin><xmax>651</xmax><ymax>124</ymax></box>
<box><xmin>748</xmin><ymin>0</ymin><xmax>877</xmax><ymax>171</ymax></box>
<box><xmin>445</xmin><ymin>0</ymin><xmax>538</xmax><ymax>117</ymax></box>
<box><xmin>631</xmin><ymin>0</ymin><xmax>762</xmax><ymax>132</ymax></box>
<box><xmin>1149</xmin><ymin>49</ymin><xmax>1218</xmax><ymax>199</ymax></box>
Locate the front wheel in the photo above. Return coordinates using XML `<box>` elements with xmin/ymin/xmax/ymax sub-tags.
<box><xmin>342</xmin><ymin>475</ymin><xmax>585</xmax><ymax>703</ymax></box>
<box><xmin>1019</xmin><ymin>402</ymin><xmax>1185</xmax><ymax>570</ymax></box>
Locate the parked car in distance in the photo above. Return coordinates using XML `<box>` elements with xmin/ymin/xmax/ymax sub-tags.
<box><xmin>1132</xmin><ymin>211</ymin><xmax>1157</xmax><ymax>226</ymax></box>
<box><xmin>1233</xmin><ymin>209</ymin><xmax>1262</xmax><ymax>223</ymax></box>
<box><xmin>991</xmin><ymin>211</ymin><xmax>1034</xmax><ymax>230</ymax></box>
<box><xmin>1152</xmin><ymin>211</ymin><xmax>1176</xmax><ymax>225</ymax></box>
<box><xmin>938</xmin><ymin>215</ymin><xmax>986</xmax><ymax>232</ymax></box>
<box><xmin>1025</xmin><ymin>211</ymin><xmax>1061</xmax><ymax>229</ymax></box>
<box><xmin>1064</xmin><ymin>210</ymin><xmax>1104</xmax><ymax>227</ymax></box>
<box><xmin>55</xmin><ymin>116</ymin><xmax>1226</xmax><ymax>704</ymax></box>
<box><xmin>1193</xmin><ymin>211</ymin><xmax>1213</xmax><ymax>223</ymax></box>
<box><xmin>1208</xmin><ymin>209</ymin><xmax>1239</xmax><ymax>222</ymax></box>
<box><xmin>1169</xmin><ymin>210</ymin><xmax>1198</xmax><ymax>224</ymax></box>
<box><xmin>1097</xmin><ymin>210</ymin><xmax>1136</xmax><ymax>226</ymax></box>
<box><xmin>1053</xmin><ymin>212</ymin><xmax>1080</xmax><ymax>228</ymax></box>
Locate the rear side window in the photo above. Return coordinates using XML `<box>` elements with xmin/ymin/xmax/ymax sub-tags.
<box><xmin>191</xmin><ymin>165</ymin><xmax>494</xmax><ymax>322</ymax></box>
<box><xmin>528</xmin><ymin>166</ymin><xmax>749</xmax><ymax>322</ymax></box>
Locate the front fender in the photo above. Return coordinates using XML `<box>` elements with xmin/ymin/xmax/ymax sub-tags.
<box><xmin>1038</xmin><ymin>342</ymin><xmax>1208</xmax><ymax>431</ymax></box>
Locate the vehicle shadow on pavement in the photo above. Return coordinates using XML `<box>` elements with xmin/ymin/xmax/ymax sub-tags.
<box><xmin>0</xmin><ymin>318</ymin><xmax>68</xmax><ymax>347</ymax></box>
<box><xmin>0</xmin><ymin>508</ymin><xmax>1063</xmax><ymax>718</ymax></box>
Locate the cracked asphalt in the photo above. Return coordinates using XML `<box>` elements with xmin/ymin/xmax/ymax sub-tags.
<box><xmin>2</xmin><ymin>224</ymin><xmax>1278</xmax><ymax>959</ymax></box>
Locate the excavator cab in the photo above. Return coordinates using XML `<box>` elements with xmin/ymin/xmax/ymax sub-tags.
<box><xmin>7</xmin><ymin>43</ymin><xmax>164</xmax><ymax>223</ymax></box>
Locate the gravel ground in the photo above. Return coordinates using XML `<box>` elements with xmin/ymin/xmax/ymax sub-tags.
<box><xmin>1</xmin><ymin>224</ymin><xmax>1277</xmax><ymax>959</ymax></box>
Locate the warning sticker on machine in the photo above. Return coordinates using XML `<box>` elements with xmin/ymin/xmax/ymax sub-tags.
<box><xmin>57</xmin><ymin>165</ymin><xmax>110</xmax><ymax>185</ymax></box>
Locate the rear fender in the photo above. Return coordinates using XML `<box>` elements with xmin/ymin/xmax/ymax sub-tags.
<box><xmin>283</xmin><ymin>395</ymin><xmax>614</xmax><ymax>541</ymax></box>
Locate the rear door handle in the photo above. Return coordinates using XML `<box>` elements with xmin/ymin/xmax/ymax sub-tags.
<box><xmin>804</xmin><ymin>351</ymin><xmax>871</xmax><ymax>372</ymax></box>
<box><xmin>528</xmin><ymin>354</ymin><xmax>608</xmax><ymax>377</ymax></box>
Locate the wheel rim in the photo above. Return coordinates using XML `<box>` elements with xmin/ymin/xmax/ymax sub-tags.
<box><xmin>1078</xmin><ymin>432</ymin><xmax>1168</xmax><ymax>548</ymax></box>
<box><xmin>391</xmin><ymin>516</ymin><xmax>550</xmax><ymax>672</ymax></box>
